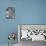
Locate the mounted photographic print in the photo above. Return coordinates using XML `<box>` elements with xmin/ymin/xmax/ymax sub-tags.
<box><xmin>6</xmin><ymin>7</ymin><xmax>15</xmax><ymax>19</ymax></box>
<box><xmin>18</xmin><ymin>24</ymin><xmax>46</xmax><ymax>41</ymax></box>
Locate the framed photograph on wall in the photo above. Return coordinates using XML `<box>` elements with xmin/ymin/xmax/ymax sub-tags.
<box><xmin>18</xmin><ymin>24</ymin><xmax>46</xmax><ymax>42</ymax></box>
<box><xmin>6</xmin><ymin>7</ymin><xmax>15</xmax><ymax>19</ymax></box>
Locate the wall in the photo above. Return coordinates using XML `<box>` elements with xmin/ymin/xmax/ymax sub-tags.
<box><xmin>16</xmin><ymin>0</ymin><xmax>46</xmax><ymax>24</ymax></box>
<box><xmin>0</xmin><ymin>0</ymin><xmax>17</xmax><ymax>44</ymax></box>
<box><xmin>0</xmin><ymin>0</ymin><xmax>46</xmax><ymax>44</ymax></box>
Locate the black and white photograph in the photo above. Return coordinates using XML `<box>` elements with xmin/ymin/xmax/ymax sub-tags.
<box><xmin>18</xmin><ymin>25</ymin><xmax>46</xmax><ymax>46</ymax></box>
